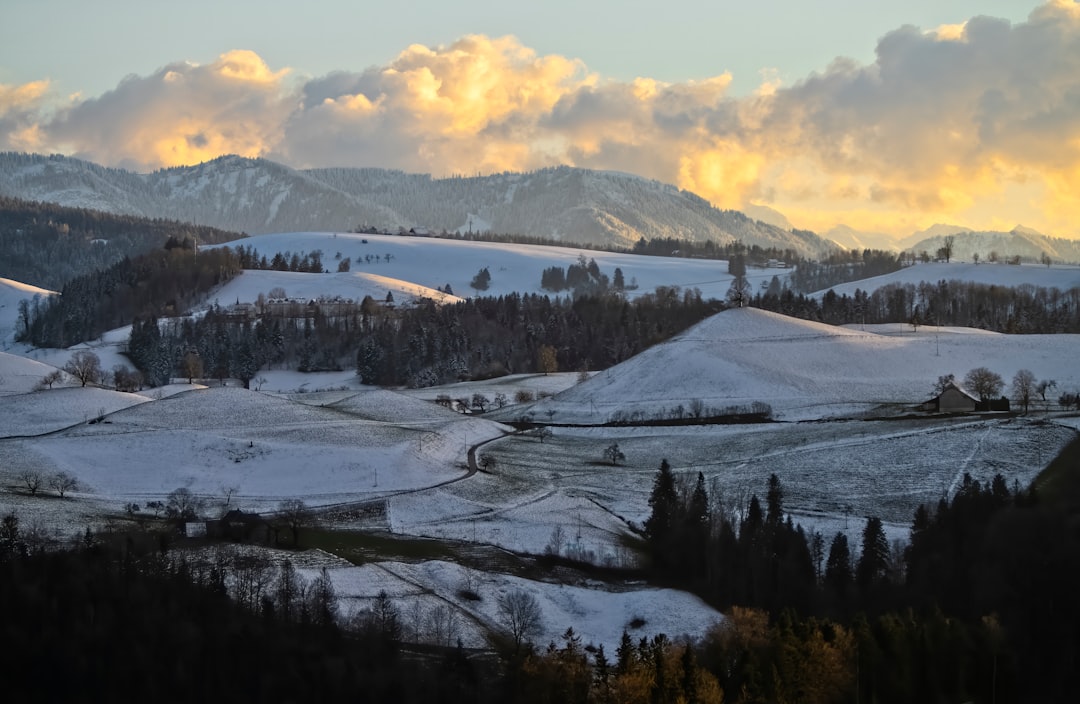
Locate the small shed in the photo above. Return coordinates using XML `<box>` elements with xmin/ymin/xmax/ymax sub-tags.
<box><xmin>924</xmin><ymin>383</ymin><xmax>979</xmax><ymax>413</ymax></box>
<box><xmin>975</xmin><ymin>396</ymin><xmax>1011</xmax><ymax>412</ymax></box>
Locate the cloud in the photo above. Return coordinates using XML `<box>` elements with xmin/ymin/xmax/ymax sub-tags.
<box><xmin>276</xmin><ymin>34</ymin><xmax>597</xmax><ymax>174</ymax></box>
<box><xmin>44</xmin><ymin>50</ymin><xmax>292</xmax><ymax>170</ymax></box>
<box><xmin>6</xmin><ymin>2</ymin><xmax>1080</xmax><ymax>236</ymax></box>
<box><xmin>0</xmin><ymin>80</ymin><xmax>51</xmax><ymax>151</ymax></box>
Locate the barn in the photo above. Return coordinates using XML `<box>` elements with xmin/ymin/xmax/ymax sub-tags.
<box><xmin>924</xmin><ymin>382</ymin><xmax>980</xmax><ymax>413</ymax></box>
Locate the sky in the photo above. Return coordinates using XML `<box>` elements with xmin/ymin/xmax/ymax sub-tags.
<box><xmin>1</xmin><ymin>0</ymin><xmax>1076</xmax><ymax>239</ymax></box>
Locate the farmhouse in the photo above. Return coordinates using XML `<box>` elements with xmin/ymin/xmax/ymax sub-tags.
<box><xmin>208</xmin><ymin>509</ymin><xmax>276</xmax><ymax>545</ymax></box>
<box><xmin>924</xmin><ymin>382</ymin><xmax>979</xmax><ymax>413</ymax></box>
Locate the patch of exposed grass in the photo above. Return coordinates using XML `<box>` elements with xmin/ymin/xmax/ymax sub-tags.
<box><xmin>303</xmin><ymin>528</ymin><xmax>458</xmax><ymax>565</ymax></box>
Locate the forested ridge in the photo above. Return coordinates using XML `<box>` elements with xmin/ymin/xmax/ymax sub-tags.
<box><xmin>18</xmin><ymin>242</ymin><xmax>243</xmax><ymax>350</ymax></box>
<box><xmin>0</xmin><ymin>196</ymin><xmax>244</xmax><ymax>289</ymax></box>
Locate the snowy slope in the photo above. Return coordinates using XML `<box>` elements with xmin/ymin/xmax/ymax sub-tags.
<box><xmin>0</xmin><ymin>385</ymin><xmax>154</xmax><ymax>437</ymax></box>
<box><xmin>206</xmin><ymin>231</ymin><xmax>786</xmax><ymax>303</ymax></box>
<box><xmin>0</xmin><ymin>277</ymin><xmax>54</xmax><ymax>348</ymax></box>
<box><xmin>535</xmin><ymin>307</ymin><xmax>1080</xmax><ymax>422</ymax></box>
<box><xmin>0</xmin><ymin>351</ymin><xmax>68</xmax><ymax>396</ymax></box>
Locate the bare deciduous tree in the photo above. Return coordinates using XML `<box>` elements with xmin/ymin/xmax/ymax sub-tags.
<box><xmin>36</xmin><ymin>369</ymin><xmax>64</xmax><ymax>390</ymax></box>
<box><xmin>165</xmin><ymin>487</ymin><xmax>204</xmax><ymax>521</ymax></box>
<box><xmin>603</xmin><ymin>442</ymin><xmax>626</xmax><ymax>466</ymax></box>
<box><xmin>49</xmin><ymin>471</ymin><xmax>78</xmax><ymax>498</ymax></box>
<box><xmin>497</xmin><ymin>589</ymin><xmax>542</xmax><ymax>652</ymax></box>
<box><xmin>64</xmin><ymin>350</ymin><xmax>101</xmax><ymax>387</ymax></box>
<box><xmin>1011</xmin><ymin>369</ymin><xmax>1037</xmax><ymax>414</ymax></box>
<box><xmin>933</xmin><ymin>373</ymin><xmax>956</xmax><ymax>396</ymax></box>
<box><xmin>425</xmin><ymin>603</ymin><xmax>460</xmax><ymax>648</ymax></box>
<box><xmin>1036</xmin><ymin>379</ymin><xmax>1057</xmax><ymax>410</ymax></box>
<box><xmin>277</xmin><ymin>498</ymin><xmax>310</xmax><ymax>547</ymax></box>
<box><xmin>532</xmin><ymin>427</ymin><xmax>553</xmax><ymax>443</ymax></box>
<box><xmin>471</xmin><ymin>393</ymin><xmax>490</xmax><ymax>413</ymax></box>
<box><xmin>964</xmin><ymin>367</ymin><xmax>1004</xmax><ymax>402</ymax></box>
<box><xmin>18</xmin><ymin>469</ymin><xmax>43</xmax><ymax>495</ymax></box>
<box><xmin>537</xmin><ymin>345</ymin><xmax>558</xmax><ymax>374</ymax></box>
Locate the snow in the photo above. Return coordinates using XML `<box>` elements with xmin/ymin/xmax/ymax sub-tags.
<box><xmin>206</xmin><ymin>269</ymin><xmax>461</xmax><ymax>309</ymax></box>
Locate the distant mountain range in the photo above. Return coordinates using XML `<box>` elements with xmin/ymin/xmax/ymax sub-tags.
<box><xmin>822</xmin><ymin>221</ymin><xmax>1080</xmax><ymax>264</ymax></box>
<box><xmin>0</xmin><ymin>153</ymin><xmax>831</xmax><ymax>257</ymax></box>
<box><xmin>905</xmin><ymin>226</ymin><xmax>1080</xmax><ymax>264</ymax></box>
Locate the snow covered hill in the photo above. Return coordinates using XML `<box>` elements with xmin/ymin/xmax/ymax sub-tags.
<box><xmin>0</xmin><ymin>153</ymin><xmax>832</xmax><ymax>256</ymax></box>
<box><xmin>530</xmin><ymin>307</ymin><xmax>1080</xmax><ymax>422</ymax></box>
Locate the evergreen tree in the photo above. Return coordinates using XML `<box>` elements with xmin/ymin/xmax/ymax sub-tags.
<box><xmin>825</xmin><ymin>532</ymin><xmax>852</xmax><ymax>598</ymax></box>
<box><xmin>856</xmin><ymin>516</ymin><xmax>889</xmax><ymax>589</ymax></box>
<box><xmin>645</xmin><ymin>459</ymin><xmax>678</xmax><ymax>545</ymax></box>
<box><xmin>765</xmin><ymin>473</ymin><xmax>784</xmax><ymax>528</ymax></box>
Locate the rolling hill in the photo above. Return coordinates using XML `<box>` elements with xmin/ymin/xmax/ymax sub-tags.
<box><xmin>527</xmin><ymin>307</ymin><xmax>1080</xmax><ymax>422</ymax></box>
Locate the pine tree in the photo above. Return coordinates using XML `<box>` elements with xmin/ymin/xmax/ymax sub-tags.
<box><xmin>765</xmin><ymin>473</ymin><xmax>784</xmax><ymax>528</ymax></box>
<box><xmin>645</xmin><ymin>459</ymin><xmax>678</xmax><ymax>544</ymax></box>
<box><xmin>825</xmin><ymin>532</ymin><xmax>852</xmax><ymax>597</ymax></box>
<box><xmin>856</xmin><ymin>516</ymin><xmax>889</xmax><ymax>589</ymax></box>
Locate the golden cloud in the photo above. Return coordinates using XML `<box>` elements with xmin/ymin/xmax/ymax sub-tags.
<box><xmin>0</xmin><ymin>80</ymin><xmax>50</xmax><ymax>111</ymax></box>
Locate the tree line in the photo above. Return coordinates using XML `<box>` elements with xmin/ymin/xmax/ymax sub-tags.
<box><xmin>123</xmin><ymin>287</ymin><xmax>720</xmax><ymax>388</ymax></box>
<box><xmin>628</xmin><ymin>449</ymin><xmax>1080</xmax><ymax>703</ymax></box>
<box><xmin>754</xmin><ymin>278</ymin><xmax>1080</xmax><ymax>333</ymax></box>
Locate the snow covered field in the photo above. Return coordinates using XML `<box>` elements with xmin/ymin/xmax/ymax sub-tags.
<box><xmin>204</xmin><ymin>231</ymin><xmax>786</xmax><ymax>304</ymax></box>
